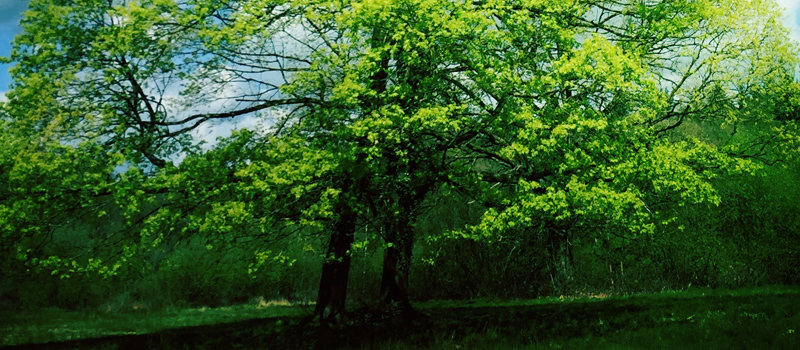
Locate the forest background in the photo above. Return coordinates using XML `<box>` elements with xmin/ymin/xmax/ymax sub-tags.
<box><xmin>1</xmin><ymin>0</ymin><xmax>800</xmax><ymax>323</ymax></box>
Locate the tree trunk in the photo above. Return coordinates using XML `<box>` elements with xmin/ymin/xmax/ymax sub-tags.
<box><xmin>313</xmin><ymin>207</ymin><xmax>356</xmax><ymax>322</ymax></box>
<box><xmin>547</xmin><ymin>227</ymin><xmax>574</xmax><ymax>292</ymax></box>
<box><xmin>378</xmin><ymin>198</ymin><xmax>416</xmax><ymax>312</ymax></box>
<box><xmin>379</xmin><ymin>240</ymin><xmax>412</xmax><ymax>309</ymax></box>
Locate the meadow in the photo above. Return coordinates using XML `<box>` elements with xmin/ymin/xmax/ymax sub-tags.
<box><xmin>2</xmin><ymin>287</ymin><xmax>797</xmax><ymax>349</ymax></box>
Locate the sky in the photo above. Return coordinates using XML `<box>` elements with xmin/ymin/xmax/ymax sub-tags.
<box><xmin>0</xmin><ymin>0</ymin><xmax>29</xmax><ymax>100</ymax></box>
<box><xmin>777</xmin><ymin>0</ymin><xmax>800</xmax><ymax>44</ymax></box>
<box><xmin>1</xmin><ymin>0</ymin><xmax>799</xmax><ymax>102</ymax></box>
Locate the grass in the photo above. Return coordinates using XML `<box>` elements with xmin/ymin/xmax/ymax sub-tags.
<box><xmin>1</xmin><ymin>287</ymin><xmax>798</xmax><ymax>349</ymax></box>
<box><xmin>0</xmin><ymin>299</ymin><xmax>310</xmax><ymax>347</ymax></box>
<box><xmin>358</xmin><ymin>286</ymin><xmax>800</xmax><ymax>350</ymax></box>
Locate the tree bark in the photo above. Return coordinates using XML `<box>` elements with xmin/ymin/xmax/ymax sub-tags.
<box><xmin>312</xmin><ymin>25</ymin><xmax>387</xmax><ymax>323</ymax></box>
<box><xmin>378</xmin><ymin>195</ymin><xmax>418</xmax><ymax>312</ymax></box>
<box><xmin>313</xmin><ymin>207</ymin><xmax>356</xmax><ymax>322</ymax></box>
<box><xmin>546</xmin><ymin>227</ymin><xmax>574</xmax><ymax>292</ymax></box>
<box><xmin>379</xmin><ymin>232</ymin><xmax>412</xmax><ymax>310</ymax></box>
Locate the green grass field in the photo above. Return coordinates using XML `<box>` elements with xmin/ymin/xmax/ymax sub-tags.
<box><xmin>0</xmin><ymin>301</ymin><xmax>309</xmax><ymax>348</ymax></box>
<box><xmin>2</xmin><ymin>287</ymin><xmax>798</xmax><ymax>349</ymax></box>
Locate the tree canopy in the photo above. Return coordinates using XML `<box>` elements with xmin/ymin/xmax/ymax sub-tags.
<box><xmin>1</xmin><ymin>0</ymin><xmax>799</xmax><ymax>321</ymax></box>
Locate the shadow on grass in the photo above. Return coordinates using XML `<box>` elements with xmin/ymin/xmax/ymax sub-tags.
<box><xmin>4</xmin><ymin>289</ymin><xmax>799</xmax><ymax>349</ymax></box>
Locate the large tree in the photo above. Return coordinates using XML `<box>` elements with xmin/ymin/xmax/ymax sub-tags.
<box><xmin>2</xmin><ymin>0</ymin><xmax>798</xmax><ymax>322</ymax></box>
<box><xmin>435</xmin><ymin>0</ymin><xmax>800</xmax><ymax>283</ymax></box>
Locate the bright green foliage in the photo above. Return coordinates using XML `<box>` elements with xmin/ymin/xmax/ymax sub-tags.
<box><xmin>0</xmin><ymin>114</ymin><xmax>119</xmax><ymax>278</ymax></box>
<box><xmin>440</xmin><ymin>0</ymin><xmax>800</xmax><ymax>245</ymax></box>
<box><xmin>1</xmin><ymin>0</ymin><xmax>799</xmax><ymax>304</ymax></box>
<box><xmin>4</xmin><ymin>0</ymin><xmax>196</xmax><ymax>167</ymax></box>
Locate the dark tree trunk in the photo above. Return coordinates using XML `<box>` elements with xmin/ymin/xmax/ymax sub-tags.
<box><xmin>311</xmin><ymin>25</ymin><xmax>386</xmax><ymax>323</ymax></box>
<box><xmin>378</xmin><ymin>196</ymin><xmax>418</xmax><ymax>313</ymax></box>
<box><xmin>379</xmin><ymin>238</ymin><xmax>412</xmax><ymax>310</ymax></box>
<box><xmin>546</xmin><ymin>227</ymin><xmax>574</xmax><ymax>291</ymax></box>
<box><xmin>313</xmin><ymin>207</ymin><xmax>357</xmax><ymax>322</ymax></box>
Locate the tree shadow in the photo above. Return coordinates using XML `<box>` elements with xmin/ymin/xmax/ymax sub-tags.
<box><xmin>4</xmin><ymin>292</ymin><xmax>796</xmax><ymax>350</ymax></box>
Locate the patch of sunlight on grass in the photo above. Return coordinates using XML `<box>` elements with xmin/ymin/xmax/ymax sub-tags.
<box><xmin>252</xmin><ymin>296</ymin><xmax>313</xmax><ymax>308</ymax></box>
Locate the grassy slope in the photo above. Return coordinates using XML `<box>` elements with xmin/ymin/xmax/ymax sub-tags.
<box><xmin>1</xmin><ymin>287</ymin><xmax>798</xmax><ymax>349</ymax></box>
<box><xmin>0</xmin><ymin>303</ymin><xmax>310</xmax><ymax>347</ymax></box>
<box><xmin>365</xmin><ymin>287</ymin><xmax>800</xmax><ymax>349</ymax></box>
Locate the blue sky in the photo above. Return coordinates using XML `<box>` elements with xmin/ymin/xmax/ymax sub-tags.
<box><xmin>1</xmin><ymin>0</ymin><xmax>800</xmax><ymax>101</ymax></box>
<box><xmin>0</xmin><ymin>0</ymin><xmax>29</xmax><ymax>96</ymax></box>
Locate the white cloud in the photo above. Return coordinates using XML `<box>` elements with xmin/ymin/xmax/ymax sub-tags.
<box><xmin>0</xmin><ymin>91</ymin><xmax>6</xmax><ymax>103</ymax></box>
<box><xmin>776</xmin><ymin>0</ymin><xmax>800</xmax><ymax>44</ymax></box>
